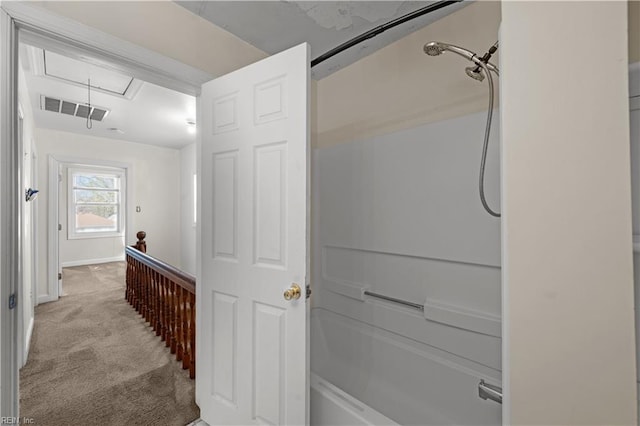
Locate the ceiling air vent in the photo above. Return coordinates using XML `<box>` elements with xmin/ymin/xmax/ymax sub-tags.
<box><xmin>40</xmin><ymin>95</ymin><xmax>110</xmax><ymax>122</ymax></box>
<box><xmin>60</xmin><ymin>101</ymin><xmax>76</xmax><ymax>116</ymax></box>
<box><xmin>44</xmin><ymin>97</ymin><xmax>60</xmax><ymax>113</ymax></box>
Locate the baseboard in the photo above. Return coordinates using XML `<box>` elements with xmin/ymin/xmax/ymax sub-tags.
<box><xmin>23</xmin><ymin>316</ymin><xmax>34</xmax><ymax>367</ymax></box>
<box><xmin>37</xmin><ymin>293</ymin><xmax>57</xmax><ymax>305</ymax></box>
<box><xmin>61</xmin><ymin>256</ymin><xmax>124</xmax><ymax>268</ymax></box>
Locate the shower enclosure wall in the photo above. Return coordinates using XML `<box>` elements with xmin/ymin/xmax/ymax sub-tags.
<box><xmin>311</xmin><ymin>110</ymin><xmax>502</xmax><ymax>425</ymax></box>
<box><xmin>308</xmin><ymin>2</ymin><xmax>504</xmax><ymax>424</ymax></box>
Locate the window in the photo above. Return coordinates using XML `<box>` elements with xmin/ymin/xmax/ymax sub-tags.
<box><xmin>68</xmin><ymin>167</ymin><xmax>125</xmax><ymax>239</ymax></box>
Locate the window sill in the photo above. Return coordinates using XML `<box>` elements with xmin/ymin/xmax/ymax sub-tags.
<box><xmin>68</xmin><ymin>232</ymin><xmax>124</xmax><ymax>240</ymax></box>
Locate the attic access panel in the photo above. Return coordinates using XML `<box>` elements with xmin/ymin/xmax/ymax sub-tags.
<box><xmin>44</xmin><ymin>50</ymin><xmax>134</xmax><ymax>96</ymax></box>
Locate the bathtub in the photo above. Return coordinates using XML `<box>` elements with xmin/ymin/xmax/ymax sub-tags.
<box><xmin>310</xmin><ymin>307</ymin><xmax>501</xmax><ymax>425</ymax></box>
<box><xmin>311</xmin><ymin>373</ymin><xmax>398</xmax><ymax>426</ymax></box>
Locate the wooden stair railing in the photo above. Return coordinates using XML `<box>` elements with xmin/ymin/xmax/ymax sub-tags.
<box><xmin>125</xmin><ymin>232</ymin><xmax>196</xmax><ymax>379</ymax></box>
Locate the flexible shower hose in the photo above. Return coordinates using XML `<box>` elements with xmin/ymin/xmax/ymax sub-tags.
<box><xmin>477</xmin><ymin>61</ymin><xmax>500</xmax><ymax>218</ymax></box>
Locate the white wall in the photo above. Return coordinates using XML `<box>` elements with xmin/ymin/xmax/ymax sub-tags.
<box><xmin>315</xmin><ymin>1</ymin><xmax>501</xmax><ymax>148</ymax></box>
<box><xmin>312</xmin><ymin>110</ymin><xmax>502</xmax><ymax>425</ymax></box>
<box><xmin>180</xmin><ymin>143</ymin><xmax>196</xmax><ymax>275</ymax></box>
<box><xmin>501</xmin><ymin>2</ymin><xmax>636</xmax><ymax>423</ymax></box>
<box><xmin>35</xmin><ymin>129</ymin><xmax>182</xmax><ymax>301</ymax></box>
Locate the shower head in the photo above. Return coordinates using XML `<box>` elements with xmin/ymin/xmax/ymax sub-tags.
<box><xmin>423</xmin><ymin>42</ymin><xmax>444</xmax><ymax>56</ymax></box>
<box><xmin>465</xmin><ymin>66</ymin><xmax>485</xmax><ymax>81</ymax></box>
<box><xmin>423</xmin><ymin>40</ymin><xmax>500</xmax><ymax>80</ymax></box>
<box><xmin>423</xmin><ymin>41</ymin><xmax>477</xmax><ymax>62</ymax></box>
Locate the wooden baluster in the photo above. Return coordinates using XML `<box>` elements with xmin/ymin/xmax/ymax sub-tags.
<box><xmin>132</xmin><ymin>259</ymin><xmax>139</xmax><ymax>308</ymax></box>
<box><xmin>148</xmin><ymin>268</ymin><xmax>153</xmax><ymax>325</ymax></box>
<box><xmin>129</xmin><ymin>257</ymin><xmax>135</xmax><ymax>306</ymax></box>
<box><xmin>144</xmin><ymin>264</ymin><xmax>152</xmax><ymax>322</ymax></box>
<box><xmin>150</xmin><ymin>267</ymin><xmax>155</xmax><ymax>324</ymax></box>
<box><xmin>166</xmin><ymin>279</ymin><xmax>172</xmax><ymax>345</ymax></box>
<box><xmin>167</xmin><ymin>281</ymin><xmax>171</xmax><ymax>342</ymax></box>
<box><xmin>125</xmin><ymin>255</ymin><xmax>130</xmax><ymax>302</ymax></box>
<box><xmin>156</xmin><ymin>271</ymin><xmax>162</xmax><ymax>335</ymax></box>
<box><xmin>189</xmin><ymin>292</ymin><xmax>196</xmax><ymax>379</ymax></box>
<box><xmin>182</xmin><ymin>291</ymin><xmax>191</xmax><ymax>371</ymax></box>
<box><xmin>131</xmin><ymin>258</ymin><xmax>138</xmax><ymax>310</ymax></box>
<box><xmin>160</xmin><ymin>275</ymin><xmax>167</xmax><ymax>341</ymax></box>
<box><xmin>126</xmin><ymin>256</ymin><xmax>131</xmax><ymax>301</ymax></box>
<box><xmin>176</xmin><ymin>286</ymin><xmax>184</xmax><ymax>362</ymax></box>
<box><xmin>163</xmin><ymin>277</ymin><xmax>170</xmax><ymax>346</ymax></box>
<box><xmin>152</xmin><ymin>271</ymin><xmax>158</xmax><ymax>333</ymax></box>
<box><xmin>140</xmin><ymin>263</ymin><xmax>146</xmax><ymax>318</ymax></box>
<box><xmin>170</xmin><ymin>280</ymin><xmax>177</xmax><ymax>354</ymax></box>
<box><xmin>128</xmin><ymin>256</ymin><xmax>134</xmax><ymax>305</ymax></box>
<box><xmin>133</xmin><ymin>258</ymin><xmax>139</xmax><ymax>307</ymax></box>
<box><xmin>152</xmin><ymin>271</ymin><xmax>158</xmax><ymax>332</ymax></box>
<box><xmin>154</xmin><ymin>270</ymin><xmax>160</xmax><ymax>330</ymax></box>
<box><xmin>136</xmin><ymin>261</ymin><xmax>142</xmax><ymax>313</ymax></box>
<box><xmin>137</xmin><ymin>262</ymin><xmax>143</xmax><ymax>315</ymax></box>
<box><xmin>161</xmin><ymin>274</ymin><xmax>165</xmax><ymax>341</ymax></box>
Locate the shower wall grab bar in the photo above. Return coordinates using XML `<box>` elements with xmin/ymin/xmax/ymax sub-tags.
<box><xmin>363</xmin><ymin>290</ymin><xmax>424</xmax><ymax>311</ymax></box>
<box><xmin>362</xmin><ymin>291</ymin><xmax>501</xmax><ymax>339</ymax></box>
<box><xmin>478</xmin><ymin>380</ymin><xmax>502</xmax><ymax>404</ymax></box>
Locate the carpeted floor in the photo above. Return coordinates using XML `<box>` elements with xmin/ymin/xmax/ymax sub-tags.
<box><xmin>20</xmin><ymin>262</ymin><xmax>200</xmax><ymax>426</ymax></box>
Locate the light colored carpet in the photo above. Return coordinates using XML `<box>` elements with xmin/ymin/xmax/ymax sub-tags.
<box><xmin>20</xmin><ymin>262</ymin><xmax>200</xmax><ymax>426</ymax></box>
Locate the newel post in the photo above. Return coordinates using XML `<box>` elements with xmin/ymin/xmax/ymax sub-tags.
<box><xmin>135</xmin><ymin>231</ymin><xmax>147</xmax><ymax>253</ymax></box>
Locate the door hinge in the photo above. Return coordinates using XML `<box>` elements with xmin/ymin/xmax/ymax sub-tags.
<box><xmin>58</xmin><ymin>273</ymin><xmax>62</xmax><ymax>280</ymax></box>
<box><xmin>58</xmin><ymin>223</ymin><xmax>62</xmax><ymax>231</ymax></box>
<box><xmin>8</xmin><ymin>293</ymin><xmax>16</xmax><ymax>310</ymax></box>
<box><xmin>306</xmin><ymin>284</ymin><xmax>312</xmax><ymax>299</ymax></box>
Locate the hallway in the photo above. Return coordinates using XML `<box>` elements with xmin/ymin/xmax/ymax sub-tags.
<box><xmin>20</xmin><ymin>262</ymin><xmax>199</xmax><ymax>426</ymax></box>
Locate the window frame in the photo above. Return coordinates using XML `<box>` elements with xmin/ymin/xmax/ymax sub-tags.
<box><xmin>67</xmin><ymin>166</ymin><xmax>126</xmax><ymax>239</ymax></box>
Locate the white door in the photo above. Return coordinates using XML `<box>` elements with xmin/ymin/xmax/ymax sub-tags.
<box><xmin>197</xmin><ymin>43</ymin><xmax>310</xmax><ymax>425</ymax></box>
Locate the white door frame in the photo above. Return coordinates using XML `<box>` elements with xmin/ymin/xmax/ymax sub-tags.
<box><xmin>0</xmin><ymin>5</ymin><xmax>19</xmax><ymax>418</ymax></box>
<box><xmin>16</xmin><ymin>103</ymin><xmax>25</xmax><ymax>368</ymax></box>
<box><xmin>46</xmin><ymin>156</ymin><xmax>133</xmax><ymax>302</ymax></box>
<box><xmin>44</xmin><ymin>155</ymin><xmax>58</xmax><ymax>303</ymax></box>
<box><xmin>0</xmin><ymin>1</ymin><xmax>210</xmax><ymax>416</ymax></box>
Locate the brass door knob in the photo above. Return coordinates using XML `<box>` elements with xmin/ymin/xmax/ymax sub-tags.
<box><xmin>284</xmin><ymin>283</ymin><xmax>301</xmax><ymax>301</ymax></box>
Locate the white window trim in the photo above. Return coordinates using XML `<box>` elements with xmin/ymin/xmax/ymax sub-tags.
<box><xmin>67</xmin><ymin>166</ymin><xmax>126</xmax><ymax>240</ymax></box>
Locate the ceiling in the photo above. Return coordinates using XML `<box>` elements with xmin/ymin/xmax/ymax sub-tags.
<box><xmin>175</xmin><ymin>1</ymin><xmax>468</xmax><ymax>79</ymax></box>
<box><xmin>18</xmin><ymin>1</ymin><xmax>466</xmax><ymax>149</ymax></box>
<box><xmin>20</xmin><ymin>44</ymin><xmax>196</xmax><ymax>149</ymax></box>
